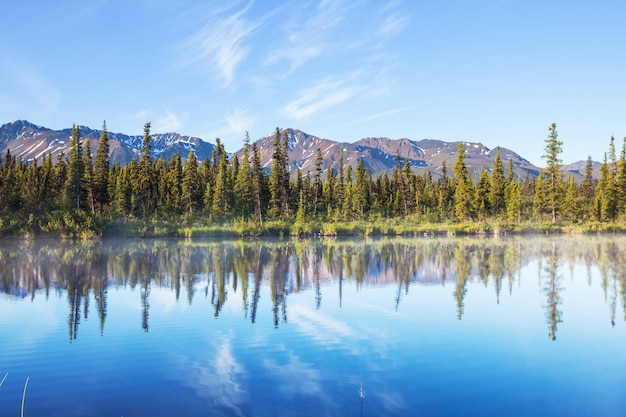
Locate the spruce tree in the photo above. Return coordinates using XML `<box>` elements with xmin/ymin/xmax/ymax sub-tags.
<box><xmin>182</xmin><ymin>150</ymin><xmax>200</xmax><ymax>214</ymax></box>
<box><xmin>138</xmin><ymin>122</ymin><xmax>155</xmax><ymax>215</ymax></box>
<box><xmin>93</xmin><ymin>121</ymin><xmax>110</xmax><ymax>213</ymax></box>
<box><xmin>542</xmin><ymin>123</ymin><xmax>564</xmax><ymax>223</ymax></box>
<box><xmin>64</xmin><ymin>124</ymin><xmax>85</xmax><ymax>210</ymax></box>
<box><xmin>453</xmin><ymin>143</ymin><xmax>473</xmax><ymax>221</ymax></box>
<box><xmin>490</xmin><ymin>147</ymin><xmax>506</xmax><ymax>216</ymax></box>
<box><xmin>474</xmin><ymin>168</ymin><xmax>491</xmax><ymax>219</ymax></box>
<box><xmin>234</xmin><ymin>132</ymin><xmax>253</xmax><ymax>217</ymax></box>
<box><xmin>313</xmin><ymin>148</ymin><xmax>323</xmax><ymax>216</ymax></box>
<box><xmin>83</xmin><ymin>140</ymin><xmax>95</xmax><ymax>214</ymax></box>
<box><xmin>251</xmin><ymin>142</ymin><xmax>263</xmax><ymax>223</ymax></box>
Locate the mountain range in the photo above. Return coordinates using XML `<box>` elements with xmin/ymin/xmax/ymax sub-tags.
<box><xmin>0</xmin><ymin>120</ymin><xmax>594</xmax><ymax>181</ymax></box>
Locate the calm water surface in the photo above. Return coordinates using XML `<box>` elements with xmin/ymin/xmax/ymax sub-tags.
<box><xmin>1</xmin><ymin>236</ymin><xmax>626</xmax><ymax>416</ymax></box>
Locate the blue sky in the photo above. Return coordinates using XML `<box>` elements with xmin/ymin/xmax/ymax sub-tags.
<box><xmin>1</xmin><ymin>0</ymin><xmax>624</xmax><ymax>166</ymax></box>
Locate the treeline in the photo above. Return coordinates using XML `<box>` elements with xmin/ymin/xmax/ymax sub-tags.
<box><xmin>0</xmin><ymin>122</ymin><xmax>624</xmax><ymax>237</ymax></box>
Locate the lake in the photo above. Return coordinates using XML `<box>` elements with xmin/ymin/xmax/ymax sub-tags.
<box><xmin>1</xmin><ymin>236</ymin><xmax>626</xmax><ymax>416</ymax></box>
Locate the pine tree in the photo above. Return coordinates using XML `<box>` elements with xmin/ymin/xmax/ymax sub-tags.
<box><xmin>616</xmin><ymin>138</ymin><xmax>626</xmax><ymax>215</ymax></box>
<box><xmin>453</xmin><ymin>143</ymin><xmax>473</xmax><ymax>221</ymax></box>
<box><xmin>533</xmin><ymin>175</ymin><xmax>547</xmax><ymax>220</ymax></box>
<box><xmin>474</xmin><ymin>168</ymin><xmax>491</xmax><ymax>219</ymax></box>
<box><xmin>313</xmin><ymin>148</ymin><xmax>323</xmax><ymax>216</ymax></box>
<box><xmin>83</xmin><ymin>140</ymin><xmax>95</xmax><ymax>214</ymax></box>
<box><xmin>268</xmin><ymin>128</ymin><xmax>290</xmax><ymax>219</ymax></box>
<box><xmin>562</xmin><ymin>176</ymin><xmax>578</xmax><ymax>221</ymax></box>
<box><xmin>64</xmin><ymin>124</ymin><xmax>85</xmax><ymax>210</ymax></box>
<box><xmin>211</xmin><ymin>144</ymin><xmax>230</xmax><ymax>218</ymax></box>
<box><xmin>168</xmin><ymin>153</ymin><xmax>183</xmax><ymax>212</ymax></box>
<box><xmin>182</xmin><ymin>151</ymin><xmax>201</xmax><ymax>214</ymax></box>
<box><xmin>581</xmin><ymin>155</ymin><xmax>595</xmax><ymax>218</ymax></box>
<box><xmin>490</xmin><ymin>147</ymin><xmax>506</xmax><ymax>216</ymax></box>
<box><xmin>595</xmin><ymin>153</ymin><xmax>616</xmax><ymax>221</ymax></box>
<box><xmin>138</xmin><ymin>122</ymin><xmax>155</xmax><ymax>215</ymax></box>
<box><xmin>250</xmin><ymin>142</ymin><xmax>264</xmax><ymax>223</ymax></box>
<box><xmin>234</xmin><ymin>132</ymin><xmax>253</xmax><ymax>217</ymax></box>
<box><xmin>506</xmin><ymin>178</ymin><xmax>523</xmax><ymax>223</ymax></box>
<box><xmin>542</xmin><ymin>123</ymin><xmax>564</xmax><ymax>223</ymax></box>
<box><xmin>93</xmin><ymin>121</ymin><xmax>110</xmax><ymax>213</ymax></box>
<box><xmin>353</xmin><ymin>159</ymin><xmax>368</xmax><ymax>216</ymax></box>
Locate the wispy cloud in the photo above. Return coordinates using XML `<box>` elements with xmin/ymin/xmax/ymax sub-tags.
<box><xmin>180</xmin><ymin>2</ymin><xmax>259</xmax><ymax>87</ymax></box>
<box><xmin>339</xmin><ymin>106</ymin><xmax>413</xmax><ymax>128</ymax></box>
<box><xmin>264</xmin><ymin>0</ymin><xmax>358</xmax><ymax>71</ymax></box>
<box><xmin>283</xmin><ymin>74</ymin><xmax>366</xmax><ymax>120</ymax></box>
<box><xmin>153</xmin><ymin>109</ymin><xmax>188</xmax><ymax>133</ymax></box>
<box><xmin>376</xmin><ymin>13</ymin><xmax>410</xmax><ymax>37</ymax></box>
<box><xmin>0</xmin><ymin>46</ymin><xmax>62</xmax><ymax>115</ymax></box>
<box><xmin>208</xmin><ymin>108</ymin><xmax>256</xmax><ymax>142</ymax></box>
<box><xmin>182</xmin><ymin>1</ymin><xmax>285</xmax><ymax>87</ymax></box>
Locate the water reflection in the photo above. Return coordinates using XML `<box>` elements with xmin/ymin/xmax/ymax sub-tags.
<box><xmin>2</xmin><ymin>236</ymin><xmax>626</xmax><ymax>341</ymax></box>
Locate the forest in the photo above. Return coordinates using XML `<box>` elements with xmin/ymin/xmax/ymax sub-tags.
<box><xmin>0</xmin><ymin>122</ymin><xmax>624</xmax><ymax>238</ymax></box>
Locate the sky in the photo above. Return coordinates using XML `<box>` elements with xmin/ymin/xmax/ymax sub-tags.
<box><xmin>1</xmin><ymin>0</ymin><xmax>625</xmax><ymax>166</ymax></box>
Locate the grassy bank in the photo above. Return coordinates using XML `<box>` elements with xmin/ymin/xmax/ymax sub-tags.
<box><xmin>4</xmin><ymin>213</ymin><xmax>626</xmax><ymax>239</ymax></box>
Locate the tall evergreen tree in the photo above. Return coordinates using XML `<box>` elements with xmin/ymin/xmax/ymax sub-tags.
<box><xmin>211</xmin><ymin>143</ymin><xmax>230</xmax><ymax>217</ymax></box>
<box><xmin>251</xmin><ymin>142</ymin><xmax>264</xmax><ymax>223</ymax></box>
<box><xmin>182</xmin><ymin>150</ymin><xmax>201</xmax><ymax>214</ymax></box>
<box><xmin>542</xmin><ymin>123</ymin><xmax>564</xmax><ymax>223</ymax></box>
<box><xmin>453</xmin><ymin>143</ymin><xmax>473</xmax><ymax>221</ymax></box>
<box><xmin>93</xmin><ymin>121</ymin><xmax>110</xmax><ymax>213</ymax></box>
<box><xmin>64</xmin><ymin>124</ymin><xmax>85</xmax><ymax>210</ymax></box>
<box><xmin>234</xmin><ymin>132</ymin><xmax>254</xmax><ymax>217</ymax></box>
<box><xmin>313</xmin><ymin>148</ymin><xmax>323</xmax><ymax>216</ymax></box>
<box><xmin>474</xmin><ymin>168</ymin><xmax>491</xmax><ymax>219</ymax></box>
<box><xmin>138</xmin><ymin>122</ymin><xmax>155</xmax><ymax>215</ymax></box>
<box><xmin>83</xmin><ymin>140</ymin><xmax>95</xmax><ymax>214</ymax></box>
<box><xmin>490</xmin><ymin>147</ymin><xmax>506</xmax><ymax>216</ymax></box>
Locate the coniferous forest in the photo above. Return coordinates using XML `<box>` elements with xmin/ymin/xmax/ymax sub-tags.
<box><xmin>0</xmin><ymin>121</ymin><xmax>624</xmax><ymax>238</ymax></box>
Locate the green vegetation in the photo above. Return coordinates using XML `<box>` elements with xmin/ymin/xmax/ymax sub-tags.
<box><xmin>1</xmin><ymin>122</ymin><xmax>625</xmax><ymax>238</ymax></box>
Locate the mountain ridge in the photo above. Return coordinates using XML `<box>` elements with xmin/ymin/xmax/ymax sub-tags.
<box><xmin>0</xmin><ymin>120</ymin><xmax>593</xmax><ymax>181</ymax></box>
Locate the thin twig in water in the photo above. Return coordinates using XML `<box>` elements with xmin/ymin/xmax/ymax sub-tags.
<box><xmin>359</xmin><ymin>366</ymin><xmax>365</xmax><ymax>399</ymax></box>
<box><xmin>0</xmin><ymin>373</ymin><xmax>7</xmax><ymax>388</ymax></box>
<box><xmin>21</xmin><ymin>377</ymin><xmax>29</xmax><ymax>417</ymax></box>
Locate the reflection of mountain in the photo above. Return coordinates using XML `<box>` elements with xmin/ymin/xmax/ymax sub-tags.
<box><xmin>1</xmin><ymin>237</ymin><xmax>625</xmax><ymax>339</ymax></box>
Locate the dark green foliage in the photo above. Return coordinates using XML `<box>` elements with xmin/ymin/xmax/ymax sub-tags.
<box><xmin>93</xmin><ymin>122</ymin><xmax>110</xmax><ymax>213</ymax></box>
<box><xmin>4</xmin><ymin>120</ymin><xmax>626</xmax><ymax>237</ymax></box>
<box><xmin>64</xmin><ymin>124</ymin><xmax>85</xmax><ymax>210</ymax></box>
<box><xmin>542</xmin><ymin>123</ymin><xmax>564</xmax><ymax>223</ymax></box>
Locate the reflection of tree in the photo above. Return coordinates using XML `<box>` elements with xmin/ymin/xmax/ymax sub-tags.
<box><xmin>269</xmin><ymin>245</ymin><xmax>289</xmax><ymax>328</ymax></box>
<box><xmin>7</xmin><ymin>236</ymin><xmax>626</xmax><ymax>340</ymax></box>
<box><xmin>453</xmin><ymin>242</ymin><xmax>473</xmax><ymax>320</ymax></box>
<box><xmin>542</xmin><ymin>242</ymin><xmax>563</xmax><ymax>341</ymax></box>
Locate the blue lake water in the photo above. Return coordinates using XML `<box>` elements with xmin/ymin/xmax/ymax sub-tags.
<box><xmin>1</xmin><ymin>236</ymin><xmax>626</xmax><ymax>416</ymax></box>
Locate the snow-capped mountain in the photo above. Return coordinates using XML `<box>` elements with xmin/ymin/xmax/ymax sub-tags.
<box><xmin>244</xmin><ymin>128</ymin><xmax>542</xmax><ymax>181</ymax></box>
<box><xmin>0</xmin><ymin>120</ymin><xmax>215</xmax><ymax>165</ymax></box>
<box><xmin>0</xmin><ymin>121</ymin><xmax>582</xmax><ymax>181</ymax></box>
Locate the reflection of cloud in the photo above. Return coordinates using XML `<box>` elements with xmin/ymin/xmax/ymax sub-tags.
<box><xmin>289</xmin><ymin>303</ymin><xmax>356</xmax><ymax>346</ymax></box>
<box><xmin>376</xmin><ymin>390</ymin><xmax>407</xmax><ymax>414</ymax></box>
<box><xmin>262</xmin><ymin>349</ymin><xmax>322</xmax><ymax>397</ymax></box>
<box><xmin>178</xmin><ymin>335</ymin><xmax>247</xmax><ymax>416</ymax></box>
